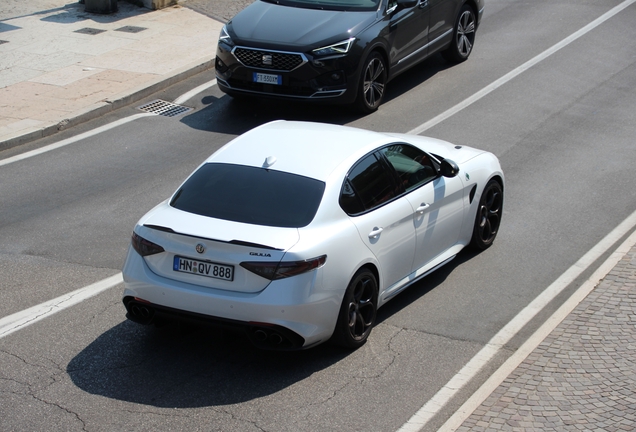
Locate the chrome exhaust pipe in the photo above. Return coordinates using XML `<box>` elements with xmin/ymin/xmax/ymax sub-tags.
<box><xmin>254</xmin><ymin>329</ymin><xmax>268</xmax><ymax>342</ymax></box>
<box><xmin>269</xmin><ymin>333</ymin><xmax>283</xmax><ymax>345</ymax></box>
<box><xmin>127</xmin><ymin>302</ymin><xmax>154</xmax><ymax>325</ymax></box>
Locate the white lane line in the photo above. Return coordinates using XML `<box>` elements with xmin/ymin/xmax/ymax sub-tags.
<box><xmin>398</xmin><ymin>209</ymin><xmax>636</xmax><ymax>432</ymax></box>
<box><xmin>0</xmin><ymin>0</ymin><xmax>632</xmax><ymax>413</ymax></box>
<box><xmin>0</xmin><ymin>77</ymin><xmax>218</xmax><ymax>168</ymax></box>
<box><xmin>439</xmin><ymin>226</ymin><xmax>636</xmax><ymax>431</ymax></box>
<box><xmin>0</xmin><ymin>273</ymin><xmax>123</xmax><ymax>339</ymax></box>
<box><xmin>408</xmin><ymin>0</ymin><xmax>636</xmax><ymax>135</ymax></box>
<box><xmin>0</xmin><ymin>113</ymin><xmax>154</xmax><ymax>168</ymax></box>
<box><xmin>396</xmin><ymin>2</ymin><xmax>636</xmax><ymax>429</ymax></box>
<box><xmin>173</xmin><ymin>78</ymin><xmax>217</xmax><ymax>105</ymax></box>
<box><xmin>0</xmin><ymin>80</ymin><xmax>218</xmax><ymax>337</ymax></box>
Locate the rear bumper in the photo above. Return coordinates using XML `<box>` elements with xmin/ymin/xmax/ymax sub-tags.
<box><xmin>122</xmin><ymin>249</ymin><xmax>340</xmax><ymax>349</ymax></box>
<box><xmin>123</xmin><ymin>296</ymin><xmax>307</xmax><ymax>349</ymax></box>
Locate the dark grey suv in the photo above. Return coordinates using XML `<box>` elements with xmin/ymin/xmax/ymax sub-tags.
<box><xmin>215</xmin><ymin>0</ymin><xmax>484</xmax><ymax>113</ymax></box>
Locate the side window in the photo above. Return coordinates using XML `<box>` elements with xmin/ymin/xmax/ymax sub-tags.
<box><xmin>380</xmin><ymin>144</ymin><xmax>438</xmax><ymax>192</ymax></box>
<box><xmin>339</xmin><ymin>153</ymin><xmax>398</xmax><ymax>215</ymax></box>
<box><xmin>339</xmin><ymin>179</ymin><xmax>365</xmax><ymax>215</ymax></box>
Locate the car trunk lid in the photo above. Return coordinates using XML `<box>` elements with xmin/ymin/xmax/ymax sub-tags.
<box><xmin>136</xmin><ymin>203</ymin><xmax>298</xmax><ymax>293</ymax></box>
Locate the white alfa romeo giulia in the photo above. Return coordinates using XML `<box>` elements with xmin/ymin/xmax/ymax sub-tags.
<box><xmin>122</xmin><ymin>121</ymin><xmax>504</xmax><ymax>350</ymax></box>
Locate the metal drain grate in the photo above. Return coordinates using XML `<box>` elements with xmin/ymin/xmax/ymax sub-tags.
<box><xmin>116</xmin><ymin>26</ymin><xmax>147</xmax><ymax>34</ymax></box>
<box><xmin>137</xmin><ymin>100</ymin><xmax>192</xmax><ymax>117</ymax></box>
<box><xmin>74</xmin><ymin>27</ymin><xmax>106</xmax><ymax>35</ymax></box>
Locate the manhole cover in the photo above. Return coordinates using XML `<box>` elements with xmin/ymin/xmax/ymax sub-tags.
<box><xmin>137</xmin><ymin>100</ymin><xmax>192</xmax><ymax>117</ymax></box>
<box><xmin>74</xmin><ymin>27</ymin><xmax>106</xmax><ymax>35</ymax></box>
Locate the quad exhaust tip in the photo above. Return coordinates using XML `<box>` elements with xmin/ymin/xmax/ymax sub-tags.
<box><xmin>252</xmin><ymin>328</ymin><xmax>285</xmax><ymax>346</ymax></box>
<box><xmin>127</xmin><ymin>301</ymin><xmax>155</xmax><ymax>325</ymax></box>
<box><xmin>123</xmin><ymin>297</ymin><xmax>305</xmax><ymax>349</ymax></box>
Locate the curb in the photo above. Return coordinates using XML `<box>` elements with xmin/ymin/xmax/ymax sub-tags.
<box><xmin>0</xmin><ymin>57</ymin><xmax>216</xmax><ymax>153</ymax></box>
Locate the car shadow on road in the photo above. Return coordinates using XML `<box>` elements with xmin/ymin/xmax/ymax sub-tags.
<box><xmin>179</xmin><ymin>93</ymin><xmax>359</xmax><ymax>136</ymax></box>
<box><xmin>66</xmin><ymin>247</ymin><xmax>481</xmax><ymax>408</ymax></box>
<box><xmin>375</xmin><ymin>247</ymin><xmax>481</xmax><ymax>325</ymax></box>
<box><xmin>179</xmin><ymin>54</ymin><xmax>454</xmax><ymax>137</ymax></box>
<box><xmin>67</xmin><ymin>319</ymin><xmax>349</xmax><ymax>408</ymax></box>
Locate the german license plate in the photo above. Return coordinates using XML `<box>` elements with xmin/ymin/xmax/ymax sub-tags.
<box><xmin>253</xmin><ymin>72</ymin><xmax>282</xmax><ymax>85</ymax></box>
<box><xmin>173</xmin><ymin>256</ymin><xmax>234</xmax><ymax>281</ymax></box>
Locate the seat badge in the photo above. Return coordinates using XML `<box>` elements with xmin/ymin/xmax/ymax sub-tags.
<box><xmin>195</xmin><ymin>243</ymin><xmax>206</xmax><ymax>254</ymax></box>
<box><xmin>262</xmin><ymin>54</ymin><xmax>273</xmax><ymax>66</ymax></box>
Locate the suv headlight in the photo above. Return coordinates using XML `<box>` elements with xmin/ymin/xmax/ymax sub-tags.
<box><xmin>218</xmin><ymin>25</ymin><xmax>234</xmax><ymax>47</ymax></box>
<box><xmin>312</xmin><ymin>38</ymin><xmax>355</xmax><ymax>57</ymax></box>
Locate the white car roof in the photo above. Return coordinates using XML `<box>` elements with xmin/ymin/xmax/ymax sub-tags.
<box><xmin>206</xmin><ymin>121</ymin><xmax>395</xmax><ymax>181</ymax></box>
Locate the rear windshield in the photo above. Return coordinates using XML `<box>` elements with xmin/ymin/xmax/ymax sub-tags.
<box><xmin>170</xmin><ymin>163</ymin><xmax>325</xmax><ymax>228</ymax></box>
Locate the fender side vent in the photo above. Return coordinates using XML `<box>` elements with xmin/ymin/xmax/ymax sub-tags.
<box><xmin>469</xmin><ymin>185</ymin><xmax>477</xmax><ymax>204</ymax></box>
<box><xmin>137</xmin><ymin>100</ymin><xmax>192</xmax><ymax>117</ymax></box>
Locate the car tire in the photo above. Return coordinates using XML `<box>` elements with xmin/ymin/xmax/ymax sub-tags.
<box><xmin>470</xmin><ymin>180</ymin><xmax>503</xmax><ymax>250</ymax></box>
<box><xmin>331</xmin><ymin>268</ymin><xmax>378</xmax><ymax>349</ymax></box>
<box><xmin>442</xmin><ymin>4</ymin><xmax>477</xmax><ymax>63</ymax></box>
<box><xmin>355</xmin><ymin>51</ymin><xmax>387</xmax><ymax>114</ymax></box>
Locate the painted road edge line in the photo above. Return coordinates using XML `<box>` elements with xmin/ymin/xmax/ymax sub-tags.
<box><xmin>407</xmin><ymin>0</ymin><xmax>636</xmax><ymax>135</ymax></box>
<box><xmin>0</xmin><ymin>113</ymin><xmax>154</xmax><ymax>168</ymax></box>
<box><xmin>0</xmin><ymin>273</ymin><xmax>123</xmax><ymax>339</ymax></box>
<box><xmin>397</xmin><ymin>1</ymin><xmax>636</xmax><ymax>429</ymax></box>
<box><xmin>173</xmin><ymin>79</ymin><xmax>217</xmax><ymax>105</ymax></box>
<box><xmin>438</xmin><ymin>227</ymin><xmax>636</xmax><ymax>431</ymax></box>
<box><xmin>397</xmin><ymin>208</ymin><xmax>636</xmax><ymax>432</ymax></box>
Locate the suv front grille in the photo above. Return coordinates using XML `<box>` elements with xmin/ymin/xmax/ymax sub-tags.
<box><xmin>233</xmin><ymin>47</ymin><xmax>306</xmax><ymax>71</ymax></box>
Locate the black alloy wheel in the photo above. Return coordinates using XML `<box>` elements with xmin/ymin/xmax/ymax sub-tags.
<box><xmin>470</xmin><ymin>180</ymin><xmax>503</xmax><ymax>250</ymax></box>
<box><xmin>332</xmin><ymin>268</ymin><xmax>378</xmax><ymax>349</ymax></box>
<box><xmin>356</xmin><ymin>51</ymin><xmax>387</xmax><ymax>113</ymax></box>
<box><xmin>442</xmin><ymin>5</ymin><xmax>476</xmax><ymax>63</ymax></box>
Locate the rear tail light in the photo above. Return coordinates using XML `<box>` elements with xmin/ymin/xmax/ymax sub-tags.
<box><xmin>131</xmin><ymin>232</ymin><xmax>165</xmax><ymax>257</ymax></box>
<box><xmin>240</xmin><ymin>255</ymin><xmax>326</xmax><ymax>280</ymax></box>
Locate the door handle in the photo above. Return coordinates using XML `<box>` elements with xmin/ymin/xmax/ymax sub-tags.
<box><xmin>419</xmin><ymin>0</ymin><xmax>428</xmax><ymax>8</ymax></box>
<box><xmin>415</xmin><ymin>203</ymin><xmax>430</xmax><ymax>214</ymax></box>
<box><xmin>368</xmin><ymin>227</ymin><xmax>383</xmax><ymax>239</ymax></box>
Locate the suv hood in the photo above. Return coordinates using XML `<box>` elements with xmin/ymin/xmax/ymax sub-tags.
<box><xmin>229</xmin><ymin>1</ymin><xmax>378</xmax><ymax>49</ymax></box>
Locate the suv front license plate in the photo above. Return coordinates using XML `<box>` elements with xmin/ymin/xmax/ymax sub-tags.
<box><xmin>173</xmin><ymin>256</ymin><xmax>234</xmax><ymax>281</ymax></box>
<box><xmin>253</xmin><ymin>72</ymin><xmax>282</xmax><ymax>85</ymax></box>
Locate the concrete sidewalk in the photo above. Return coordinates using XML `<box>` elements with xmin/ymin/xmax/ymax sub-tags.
<box><xmin>0</xmin><ymin>0</ymin><xmax>223</xmax><ymax>150</ymax></box>
<box><xmin>450</xmin><ymin>236</ymin><xmax>636</xmax><ymax>431</ymax></box>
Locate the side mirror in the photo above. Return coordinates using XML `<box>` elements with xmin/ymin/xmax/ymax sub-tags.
<box><xmin>440</xmin><ymin>159</ymin><xmax>459</xmax><ymax>178</ymax></box>
<box><xmin>397</xmin><ymin>0</ymin><xmax>418</xmax><ymax>8</ymax></box>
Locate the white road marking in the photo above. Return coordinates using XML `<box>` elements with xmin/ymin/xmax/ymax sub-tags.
<box><xmin>0</xmin><ymin>273</ymin><xmax>123</xmax><ymax>339</ymax></box>
<box><xmin>0</xmin><ymin>114</ymin><xmax>154</xmax><ymax>168</ymax></box>
<box><xmin>0</xmin><ymin>76</ymin><xmax>218</xmax><ymax>168</ymax></box>
<box><xmin>173</xmin><ymin>79</ymin><xmax>217</xmax><ymax>105</ymax></box>
<box><xmin>439</xmin><ymin>227</ymin><xmax>636</xmax><ymax>431</ymax></box>
<box><xmin>398</xmin><ymin>2</ymin><xmax>636</xmax><ymax>428</ymax></box>
<box><xmin>408</xmin><ymin>0</ymin><xmax>636</xmax><ymax>135</ymax></box>
<box><xmin>1</xmin><ymin>2</ymin><xmax>634</xmax><ymax>430</ymax></box>
<box><xmin>0</xmin><ymin>75</ymin><xmax>220</xmax><ymax>338</ymax></box>
<box><xmin>398</xmin><ymin>209</ymin><xmax>636</xmax><ymax>432</ymax></box>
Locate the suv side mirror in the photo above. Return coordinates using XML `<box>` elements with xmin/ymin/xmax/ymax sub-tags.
<box><xmin>398</xmin><ymin>0</ymin><xmax>418</xmax><ymax>8</ymax></box>
<box><xmin>440</xmin><ymin>159</ymin><xmax>459</xmax><ymax>178</ymax></box>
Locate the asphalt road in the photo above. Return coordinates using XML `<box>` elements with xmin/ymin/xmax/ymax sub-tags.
<box><xmin>1</xmin><ymin>1</ymin><xmax>636</xmax><ymax>431</ymax></box>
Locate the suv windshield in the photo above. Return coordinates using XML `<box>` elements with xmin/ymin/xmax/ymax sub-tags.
<box><xmin>261</xmin><ymin>0</ymin><xmax>381</xmax><ymax>12</ymax></box>
<box><xmin>170</xmin><ymin>163</ymin><xmax>325</xmax><ymax>228</ymax></box>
